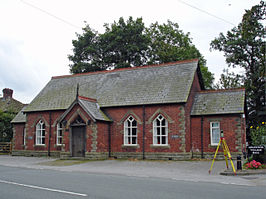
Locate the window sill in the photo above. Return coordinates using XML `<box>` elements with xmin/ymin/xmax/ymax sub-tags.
<box><xmin>122</xmin><ymin>144</ymin><xmax>140</xmax><ymax>148</ymax></box>
<box><xmin>34</xmin><ymin>144</ymin><xmax>46</xmax><ymax>147</ymax></box>
<box><xmin>150</xmin><ymin>144</ymin><xmax>170</xmax><ymax>149</ymax></box>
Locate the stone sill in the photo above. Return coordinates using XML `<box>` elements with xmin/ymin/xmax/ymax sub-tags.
<box><xmin>150</xmin><ymin>144</ymin><xmax>170</xmax><ymax>149</ymax></box>
<box><xmin>122</xmin><ymin>144</ymin><xmax>140</xmax><ymax>149</ymax></box>
<box><xmin>34</xmin><ymin>145</ymin><xmax>46</xmax><ymax>148</ymax></box>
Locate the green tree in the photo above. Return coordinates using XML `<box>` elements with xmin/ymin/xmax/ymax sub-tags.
<box><xmin>68</xmin><ymin>25</ymin><xmax>103</xmax><ymax>73</ymax></box>
<box><xmin>0</xmin><ymin>110</ymin><xmax>15</xmax><ymax>142</ymax></box>
<box><xmin>100</xmin><ymin>17</ymin><xmax>150</xmax><ymax>68</ymax></box>
<box><xmin>214</xmin><ymin>69</ymin><xmax>244</xmax><ymax>89</ymax></box>
<box><xmin>69</xmin><ymin>17</ymin><xmax>149</xmax><ymax>72</ymax></box>
<box><xmin>146</xmin><ymin>20</ymin><xmax>214</xmax><ymax>89</ymax></box>
<box><xmin>68</xmin><ymin>17</ymin><xmax>214</xmax><ymax>88</ymax></box>
<box><xmin>210</xmin><ymin>1</ymin><xmax>265</xmax><ymax>126</ymax></box>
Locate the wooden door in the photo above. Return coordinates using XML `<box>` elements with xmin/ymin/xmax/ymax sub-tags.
<box><xmin>72</xmin><ymin>126</ymin><xmax>85</xmax><ymax>157</ymax></box>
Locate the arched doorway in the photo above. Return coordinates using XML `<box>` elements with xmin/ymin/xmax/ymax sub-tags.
<box><xmin>71</xmin><ymin>115</ymin><xmax>86</xmax><ymax>157</ymax></box>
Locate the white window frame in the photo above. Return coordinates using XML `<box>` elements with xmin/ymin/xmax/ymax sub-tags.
<box><xmin>23</xmin><ymin>127</ymin><xmax>26</xmax><ymax>146</ymax></box>
<box><xmin>36</xmin><ymin>120</ymin><xmax>45</xmax><ymax>145</ymax></box>
<box><xmin>56</xmin><ymin>123</ymin><xmax>63</xmax><ymax>146</ymax></box>
<box><xmin>153</xmin><ymin>114</ymin><xmax>168</xmax><ymax>145</ymax></box>
<box><xmin>210</xmin><ymin>122</ymin><xmax>220</xmax><ymax>146</ymax></box>
<box><xmin>124</xmin><ymin>116</ymin><xmax>137</xmax><ymax>145</ymax></box>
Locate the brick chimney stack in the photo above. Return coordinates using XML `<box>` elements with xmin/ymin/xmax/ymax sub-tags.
<box><xmin>3</xmin><ymin>88</ymin><xmax>13</xmax><ymax>99</ymax></box>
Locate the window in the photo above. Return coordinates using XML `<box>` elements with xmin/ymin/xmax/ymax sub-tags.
<box><xmin>210</xmin><ymin>122</ymin><xmax>220</xmax><ymax>145</ymax></box>
<box><xmin>124</xmin><ymin>116</ymin><xmax>137</xmax><ymax>145</ymax></box>
<box><xmin>23</xmin><ymin>128</ymin><xmax>26</xmax><ymax>145</ymax></box>
<box><xmin>57</xmin><ymin>123</ymin><xmax>63</xmax><ymax>145</ymax></box>
<box><xmin>36</xmin><ymin>120</ymin><xmax>45</xmax><ymax>145</ymax></box>
<box><xmin>153</xmin><ymin>114</ymin><xmax>168</xmax><ymax>145</ymax></box>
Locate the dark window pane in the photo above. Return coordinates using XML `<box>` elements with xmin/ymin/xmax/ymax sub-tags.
<box><xmin>132</xmin><ymin>120</ymin><xmax>137</xmax><ymax>127</ymax></box>
<box><xmin>162</xmin><ymin>127</ymin><xmax>166</xmax><ymax>135</ymax></box>
<box><xmin>162</xmin><ymin>136</ymin><xmax>166</xmax><ymax>144</ymax></box>
<box><xmin>42</xmin><ymin>130</ymin><xmax>45</xmax><ymax>136</ymax></box>
<box><xmin>157</xmin><ymin>136</ymin><xmax>160</xmax><ymax>144</ymax></box>
<box><xmin>162</xmin><ymin>119</ymin><xmax>165</xmax><ymax>126</ymax></box>
<box><xmin>132</xmin><ymin>137</ymin><xmax>136</xmax><ymax>144</ymax></box>
<box><xmin>157</xmin><ymin>127</ymin><xmax>160</xmax><ymax>135</ymax></box>
<box><xmin>132</xmin><ymin>128</ymin><xmax>137</xmax><ymax>135</ymax></box>
<box><xmin>156</xmin><ymin>119</ymin><xmax>160</xmax><ymax>126</ymax></box>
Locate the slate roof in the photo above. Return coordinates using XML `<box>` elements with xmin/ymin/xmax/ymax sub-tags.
<box><xmin>0</xmin><ymin>97</ymin><xmax>25</xmax><ymax>113</ymax></box>
<box><xmin>78</xmin><ymin>97</ymin><xmax>111</xmax><ymax>122</ymax></box>
<box><xmin>191</xmin><ymin>89</ymin><xmax>245</xmax><ymax>116</ymax></box>
<box><xmin>58</xmin><ymin>96</ymin><xmax>111</xmax><ymax>122</ymax></box>
<box><xmin>24</xmin><ymin>59</ymin><xmax>200</xmax><ymax>112</ymax></box>
<box><xmin>11</xmin><ymin>105</ymin><xmax>28</xmax><ymax>123</ymax></box>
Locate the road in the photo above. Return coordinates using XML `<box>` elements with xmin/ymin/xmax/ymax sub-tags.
<box><xmin>0</xmin><ymin>165</ymin><xmax>265</xmax><ymax>199</ymax></box>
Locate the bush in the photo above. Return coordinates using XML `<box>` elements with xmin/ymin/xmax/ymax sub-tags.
<box><xmin>250</xmin><ymin>122</ymin><xmax>266</xmax><ymax>146</ymax></box>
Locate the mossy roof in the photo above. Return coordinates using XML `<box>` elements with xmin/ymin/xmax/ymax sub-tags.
<box><xmin>11</xmin><ymin>105</ymin><xmax>27</xmax><ymax>123</ymax></box>
<box><xmin>191</xmin><ymin>89</ymin><xmax>245</xmax><ymax>116</ymax></box>
<box><xmin>24</xmin><ymin>59</ymin><xmax>199</xmax><ymax>112</ymax></box>
<box><xmin>0</xmin><ymin>97</ymin><xmax>25</xmax><ymax>113</ymax></box>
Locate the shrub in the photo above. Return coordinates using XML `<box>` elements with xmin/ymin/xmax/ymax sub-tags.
<box><xmin>250</xmin><ymin>122</ymin><xmax>266</xmax><ymax>146</ymax></box>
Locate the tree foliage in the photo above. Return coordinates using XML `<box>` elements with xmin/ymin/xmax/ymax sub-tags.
<box><xmin>146</xmin><ymin>20</ymin><xmax>214</xmax><ymax>89</ymax></box>
<box><xmin>214</xmin><ymin>69</ymin><xmax>244</xmax><ymax>89</ymax></box>
<box><xmin>210</xmin><ymin>1</ymin><xmax>265</xmax><ymax>126</ymax></box>
<box><xmin>69</xmin><ymin>17</ymin><xmax>214</xmax><ymax>88</ymax></box>
<box><xmin>0</xmin><ymin>110</ymin><xmax>15</xmax><ymax>142</ymax></box>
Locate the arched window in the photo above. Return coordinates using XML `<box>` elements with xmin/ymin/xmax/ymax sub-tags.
<box><xmin>124</xmin><ymin>116</ymin><xmax>137</xmax><ymax>145</ymax></box>
<box><xmin>153</xmin><ymin>114</ymin><xmax>168</xmax><ymax>145</ymax></box>
<box><xmin>57</xmin><ymin>123</ymin><xmax>63</xmax><ymax>145</ymax></box>
<box><xmin>36</xmin><ymin>120</ymin><xmax>45</xmax><ymax>145</ymax></box>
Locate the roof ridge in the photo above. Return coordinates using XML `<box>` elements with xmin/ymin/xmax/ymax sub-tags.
<box><xmin>78</xmin><ymin>96</ymin><xmax>97</xmax><ymax>102</ymax></box>
<box><xmin>52</xmin><ymin>59</ymin><xmax>199</xmax><ymax>80</ymax></box>
<box><xmin>198</xmin><ymin>88</ymin><xmax>245</xmax><ymax>94</ymax></box>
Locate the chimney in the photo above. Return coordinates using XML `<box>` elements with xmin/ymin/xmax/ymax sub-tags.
<box><xmin>3</xmin><ymin>88</ymin><xmax>13</xmax><ymax>99</ymax></box>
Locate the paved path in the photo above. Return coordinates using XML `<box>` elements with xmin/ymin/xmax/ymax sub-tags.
<box><xmin>0</xmin><ymin>155</ymin><xmax>265</xmax><ymax>187</ymax></box>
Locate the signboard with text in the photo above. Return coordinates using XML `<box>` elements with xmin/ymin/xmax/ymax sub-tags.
<box><xmin>248</xmin><ymin>146</ymin><xmax>264</xmax><ymax>155</ymax></box>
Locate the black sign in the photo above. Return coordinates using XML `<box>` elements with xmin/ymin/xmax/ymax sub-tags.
<box><xmin>248</xmin><ymin>146</ymin><xmax>264</xmax><ymax>155</ymax></box>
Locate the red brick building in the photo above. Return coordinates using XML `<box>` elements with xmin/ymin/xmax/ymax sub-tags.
<box><xmin>11</xmin><ymin>59</ymin><xmax>246</xmax><ymax>159</ymax></box>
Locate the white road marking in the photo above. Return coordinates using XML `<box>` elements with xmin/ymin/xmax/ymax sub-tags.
<box><xmin>0</xmin><ymin>179</ymin><xmax>88</xmax><ymax>197</ymax></box>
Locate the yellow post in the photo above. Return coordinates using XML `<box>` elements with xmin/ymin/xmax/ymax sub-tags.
<box><xmin>209</xmin><ymin>139</ymin><xmax>221</xmax><ymax>174</ymax></box>
<box><xmin>222</xmin><ymin>138</ymin><xmax>229</xmax><ymax>169</ymax></box>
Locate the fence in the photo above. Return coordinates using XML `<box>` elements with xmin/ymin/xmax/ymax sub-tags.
<box><xmin>0</xmin><ymin>142</ymin><xmax>12</xmax><ymax>154</ymax></box>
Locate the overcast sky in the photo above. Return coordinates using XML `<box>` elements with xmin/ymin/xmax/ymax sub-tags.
<box><xmin>0</xmin><ymin>0</ymin><xmax>261</xmax><ymax>104</ymax></box>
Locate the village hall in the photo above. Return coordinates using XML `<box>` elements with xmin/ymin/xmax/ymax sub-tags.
<box><xmin>12</xmin><ymin>59</ymin><xmax>246</xmax><ymax>160</ymax></box>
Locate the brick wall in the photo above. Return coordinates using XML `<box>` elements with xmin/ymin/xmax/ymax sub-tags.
<box><xmin>104</xmin><ymin>103</ymin><xmax>188</xmax><ymax>155</ymax></box>
<box><xmin>184</xmin><ymin>72</ymin><xmax>202</xmax><ymax>152</ymax></box>
<box><xmin>12</xmin><ymin>123</ymin><xmax>25</xmax><ymax>150</ymax></box>
<box><xmin>191</xmin><ymin>114</ymin><xmax>246</xmax><ymax>155</ymax></box>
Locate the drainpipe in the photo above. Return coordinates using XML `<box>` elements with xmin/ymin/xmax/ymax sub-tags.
<box><xmin>48</xmin><ymin>111</ymin><xmax>52</xmax><ymax>157</ymax></box>
<box><xmin>201</xmin><ymin>116</ymin><xmax>204</xmax><ymax>158</ymax></box>
<box><xmin>190</xmin><ymin>117</ymin><xmax>193</xmax><ymax>159</ymax></box>
<box><xmin>108</xmin><ymin>123</ymin><xmax>111</xmax><ymax>158</ymax></box>
<box><xmin>142</xmin><ymin>105</ymin><xmax>146</xmax><ymax>160</ymax></box>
